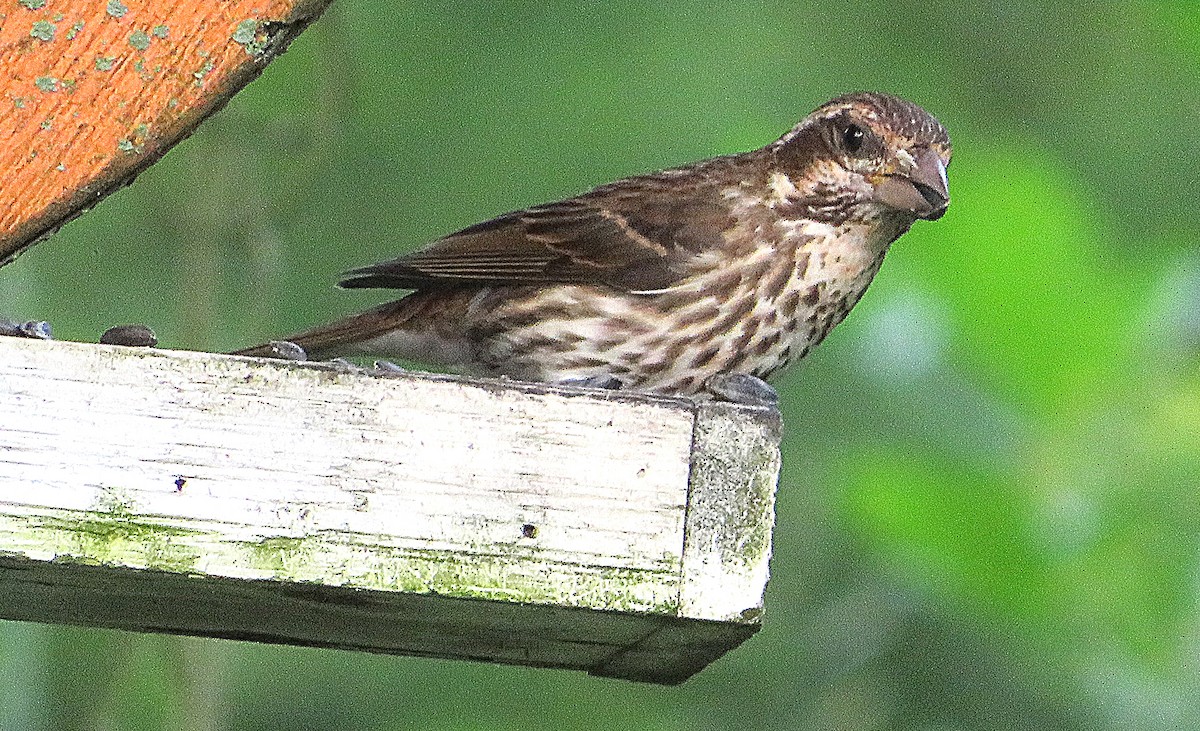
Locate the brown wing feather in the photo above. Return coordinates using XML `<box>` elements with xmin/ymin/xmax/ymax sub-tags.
<box><xmin>340</xmin><ymin>156</ymin><xmax>751</xmax><ymax>293</ymax></box>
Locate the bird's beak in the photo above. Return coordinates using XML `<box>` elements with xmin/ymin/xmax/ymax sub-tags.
<box><xmin>874</xmin><ymin>147</ymin><xmax>950</xmax><ymax>220</ymax></box>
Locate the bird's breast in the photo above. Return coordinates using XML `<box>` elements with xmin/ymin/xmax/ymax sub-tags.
<box><xmin>462</xmin><ymin>215</ymin><xmax>891</xmax><ymax>394</ymax></box>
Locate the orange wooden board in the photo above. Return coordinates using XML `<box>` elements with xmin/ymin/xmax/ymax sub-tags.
<box><xmin>0</xmin><ymin>0</ymin><xmax>332</xmax><ymax>266</ymax></box>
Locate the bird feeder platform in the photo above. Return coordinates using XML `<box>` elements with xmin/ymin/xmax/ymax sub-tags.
<box><xmin>0</xmin><ymin>337</ymin><xmax>781</xmax><ymax>684</ymax></box>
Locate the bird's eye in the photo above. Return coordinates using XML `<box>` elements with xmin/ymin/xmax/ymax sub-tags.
<box><xmin>841</xmin><ymin>124</ymin><xmax>866</xmax><ymax>153</ymax></box>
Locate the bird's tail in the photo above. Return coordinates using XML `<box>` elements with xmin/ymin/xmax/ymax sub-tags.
<box><xmin>230</xmin><ymin>297</ymin><xmax>433</xmax><ymax>361</ymax></box>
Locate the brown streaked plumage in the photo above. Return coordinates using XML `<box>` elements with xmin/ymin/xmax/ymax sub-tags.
<box><xmin>235</xmin><ymin>92</ymin><xmax>951</xmax><ymax>397</ymax></box>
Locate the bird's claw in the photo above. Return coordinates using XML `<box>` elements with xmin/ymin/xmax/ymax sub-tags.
<box><xmin>704</xmin><ymin>374</ymin><xmax>779</xmax><ymax>409</ymax></box>
<box><xmin>325</xmin><ymin>357</ymin><xmax>361</xmax><ymax>372</ymax></box>
<box><xmin>557</xmin><ymin>374</ymin><xmax>624</xmax><ymax>390</ymax></box>
<box><xmin>371</xmin><ymin>360</ymin><xmax>407</xmax><ymax>374</ymax></box>
<box><xmin>262</xmin><ymin>340</ymin><xmax>308</xmax><ymax>361</ymax></box>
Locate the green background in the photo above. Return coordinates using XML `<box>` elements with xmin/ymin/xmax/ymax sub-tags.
<box><xmin>3</xmin><ymin>1</ymin><xmax>1199</xmax><ymax>729</ymax></box>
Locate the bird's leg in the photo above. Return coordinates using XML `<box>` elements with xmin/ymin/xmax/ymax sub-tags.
<box><xmin>0</xmin><ymin>318</ymin><xmax>52</xmax><ymax>340</ymax></box>
<box><xmin>556</xmin><ymin>374</ymin><xmax>624</xmax><ymax>390</ymax></box>
<box><xmin>704</xmin><ymin>373</ymin><xmax>779</xmax><ymax>409</ymax></box>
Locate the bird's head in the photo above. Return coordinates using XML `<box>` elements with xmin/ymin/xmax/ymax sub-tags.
<box><xmin>772</xmin><ymin>92</ymin><xmax>952</xmax><ymax>224</ymax></box>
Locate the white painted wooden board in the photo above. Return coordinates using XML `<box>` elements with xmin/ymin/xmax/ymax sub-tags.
<box><xmin>0</xmin><ymin>336</ymin><xmax>781</xmax><ymax>684</ymax></box>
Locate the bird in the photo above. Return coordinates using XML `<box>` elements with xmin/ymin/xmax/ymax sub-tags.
<box><xmin>234</xmin><ymin>92</ymin><xmax>951</xmax><ymax>405</ymax></box>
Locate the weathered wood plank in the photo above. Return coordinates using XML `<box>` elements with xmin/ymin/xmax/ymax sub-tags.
<box><xmin>0</xmin><ymin>337</ymin><xmax>780</xmax><ymax>683</ymax></box>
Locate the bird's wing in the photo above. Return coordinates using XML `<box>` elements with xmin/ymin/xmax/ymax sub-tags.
<box><xmin>340</xmin><ymin>167</ymin><xmax>741</xmax><ymax>293</ymax></box>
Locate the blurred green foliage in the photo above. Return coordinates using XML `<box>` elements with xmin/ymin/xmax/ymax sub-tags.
<box><xmin>2</xmin><ymin>1</ymin><xmax>1198</xmax><ymax>729</ymax></box>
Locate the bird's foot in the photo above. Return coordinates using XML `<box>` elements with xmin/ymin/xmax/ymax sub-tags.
<box><xmin>246</xmin><ymin>344</ymin><xmax>406</xmax><ymax>377</ymax></box>
<box><xmin>371</xmin><ymin>360</ymin><xmax>407</xmax><ymax>374</ymax></box>
<box><xmin>0</xmin><ymin>318</ymin><xmax>52</xmax><ymax>340</ymax></box>
<box><xmin>557</xmin><ymin>374</ymin><xmax>624</xmax><ymax>390</ymax></box>
<box><xmin>260</xmin><ymin>340</ymin><xmax>308</xmax><ymax>361</ymax></box>
<box><xmin>99</xmin><ymin>324</ymin><xmax>157</xmax><ymax>347</ymax></box>
<box><xmin>704</xmin><ymin>373</ymin><xmax>779</xmax><ymax>409</ymax></box>
<box><xmin>325</xmin><ymin>357</ymin><xmax>362</xmax><ymax>373</ymax></box>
